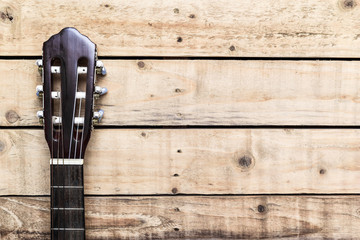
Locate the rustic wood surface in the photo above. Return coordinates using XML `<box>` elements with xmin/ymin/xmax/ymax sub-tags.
<box><xmin>1</xmin><ymin>196</ymin><xmax>360</xmax><ymax>239</ymax></box>
<box><xmin>1</xmin><ymin>129</ymin><xmax>360</xmax><ymax>195</ymax></box>
<box><xmin>1</xmin><ymin>0</ymin><xmax>360</xmax><ymax>57</ymax></box>
<box><xmin>2</xmin><ymin>60</ymin><xmax>360</xmax><ymax>126</ymax></box>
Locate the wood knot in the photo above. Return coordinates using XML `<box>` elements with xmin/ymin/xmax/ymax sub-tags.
<box><xmin>257</xmin><ymin>205</ymin><xmax>266</xmax><ymax>213</ymax></box>
<box><xmin>137</xmin><ymin>61</ymin><xmax>145</xmax><ymax>68</ymax></box>
<box><xmin>0</xmin><ymin>8</ymin><xmax>14</xmax><ymax>23</ymax></box>
<box><xmin>236</xmin><ymin>154</ymin><xmax>255</xmax><ymax>171</ymax></box>
<box><xmin>340</xmin><ymin>0</ymin><xmax>357</xmax><ymax>9</ymax></box>
<box><xmin>5</xmin><ymin>110</ymin><xmax>19</xmax><ymax>123</ymax></box>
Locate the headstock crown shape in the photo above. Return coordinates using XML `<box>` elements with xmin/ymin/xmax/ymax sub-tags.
<box><xmin>36</xmin><ymin>27</ymin><xmax>107</xmax><ymax>160</ymax></box>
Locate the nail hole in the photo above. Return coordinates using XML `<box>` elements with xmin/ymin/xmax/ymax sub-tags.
<box><xmin>177</xmin><ymin>149</ymin><xmax>182</xmax><ymax>153</ymax></box>
<box><xmin>174</xmin><ymin>207</ymin><xmax>180</xmax><ymax>212</ymax></box>
<box><xmin>319</xmin><ymin>169</ymin><xmax>326</xmax><ymax>175</ymax></box>
<box><xmin>189</xmin><ymin>14</ymin><xmax>195</xmax><ymax>18</ymax></box>
<box><xmin>173</xmin><ymin>8</ymin><xmax>179</xmax><ymax>13</ymax></box>
<box><xmin>137</xmin><ymin>61</ymin><xmax>145</xmax><ymax>68</ymax></box>
<box><xmin>229</xmin><ymin>45</ymin><xmax>235</xmax><ymax>51</ymax></box>
<box><xmin>141</xmin><ymin>132</ymin><xmax>146</xmax><ymax>137</ymax></box>
<box><xmin>175</xmin><ymin>88</ymin><xmax>182</xmax><ymax>93</ymax></box>
<box><xmin>172</xmin><ymin>188</ymin><xmax>178</xmax><ymax>194</ymax></box>
<box><xmin>174</xmin><ymin>228</ymin><xmax>180</xmax><ymax>231</ymax></box>
<box><xmin>173</xmin><ymin>173</ymin><xmax>179</xmax><ymax>177</ymax></box>
<box><xmin>177</xmin><ymin>37</ymin><xmax>183</xmax><ymax>43</ymax></box>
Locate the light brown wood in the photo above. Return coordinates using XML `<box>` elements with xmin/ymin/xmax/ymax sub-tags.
<box><xmin>1</xmin><ymin>0</ymin><xmax>360</xmax><ymax>57</ymax></box>
<box><xmin>1</xmin><ymin>196</ymin><xmax>360</xmax><ymax>239</ymax></box>
<box><xmin>3</xmin><ymin>60</ymin><xmax>360</xmax><ymax>126</ymax></box>
<box><xmin>1</xmin><ymin>129</ymin><xmax>360</xmax><ymax>195</ymax></box>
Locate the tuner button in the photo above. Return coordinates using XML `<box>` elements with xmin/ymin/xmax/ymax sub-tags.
<box><xmin>96</xmin><ymin>60</ymin><xmax>107</xmax><ymax>75</ymax></box>
<box><xmin>93</xmin><ymin>110</ymin><xmax>104</xmax><ymax>124</ymax></box>
<box><xmin>36</xmin><ymin>85</ymin><xmax>43</xmax><ymax>98</ymax></box>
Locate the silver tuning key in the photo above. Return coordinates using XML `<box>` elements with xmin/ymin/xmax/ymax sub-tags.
<box><xmin>96</xmin><ymin>60</ymin><xmax>106</xmax><ymax>75</ymax></box>
<box><xmin>37</xmin><ymin>110</ymin><xmax>44</xmax><ymax>125</ymax></box>
<box><xmin>36</xmin><ymin>85</ymin><xmax>43</xmax><ymax>98</ymax></box>
<box><xmin>93</xmin><ymin>110</ymin><xmax>104</xmax><ymax>124</ymax></box>
<box><xmin>94</xmin><ymin>86</ymin><xmax>108</xmax><ymax>99</ymax></box>
<box><xmin>36</xmin><ymin>59</ymin><xmax>43</xmax><ymax>75</ymax></box>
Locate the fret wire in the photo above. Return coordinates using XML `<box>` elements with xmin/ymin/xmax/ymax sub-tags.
<box><xmin>51</xmin><ymin>228</ymin><xmax>85</xmax><ymax>231</ymax></box>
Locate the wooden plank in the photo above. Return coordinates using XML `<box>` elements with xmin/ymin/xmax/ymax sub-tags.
<box><xmin>1</xmin><ymin>0</ymin><xmax>360</xmax><ymax>57</ymax></box>
<box><xmin>2</xmin><ymin>60</ymin><xmax>360</xmax><ymax>126</ymax></box>
<box><xmin>1</xmin><ymin>196</ymin><xmax>360</xmax><ymax>239</ymax></box>
<box><xmin>1</xmin><ymin>129</ymin><xmax>360</xmax><ymax>195</ymax></box>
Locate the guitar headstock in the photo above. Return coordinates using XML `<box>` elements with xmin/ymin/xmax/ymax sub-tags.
<box><xmin>36</xmin><ymin>27</ymin><xmax>107</xmax><ymax>159</ymax></box>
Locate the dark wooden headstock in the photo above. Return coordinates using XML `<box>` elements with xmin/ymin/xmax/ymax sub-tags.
<box><xmin>36</xmin><ymin>27</ymin><xmax>107</xmax><ymax>159</ymax></box>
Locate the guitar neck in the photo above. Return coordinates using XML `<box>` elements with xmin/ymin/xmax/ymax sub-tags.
<box><xmin>51</xmin><ymin>162</ymin><xmax>85</xmax><ymax>239</ymax></box>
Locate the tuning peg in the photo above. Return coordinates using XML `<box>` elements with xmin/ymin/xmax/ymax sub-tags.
<box><xmin>93</xmin><ymin>110</ymin><xmax>104</xmax><ymax>124</ymax></box>
<box><xmin>36</xmin><ymin>59</ymin><xmax>43</xmax><ymax>75</ymax></box>
<box><xmin>94</xmin><ymin>86</ymin><xmax>108</xmax><ymax>99</ymax></box>
<box><xmin>96</xmin><ymin>61</ymin><xmax>106</xmax><ymax>75</ymax></box>
<box><xmin>37</xmin><ymin>110</ymin><xmax>44</xmax><ymax>125</ymax></box>
<box><xmin>36</xmin><ymin>85</ymin><xmax>43</xmax><ymax>98</ymax></box>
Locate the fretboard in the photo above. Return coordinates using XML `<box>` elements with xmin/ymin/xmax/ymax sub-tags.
<box><xmin>51</xmin><ymin>163</ymin><xmax>85</xmax><ymax>239</ymax></box>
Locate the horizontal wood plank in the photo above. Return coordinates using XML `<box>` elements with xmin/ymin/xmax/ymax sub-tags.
<box><xmin>2</xmin><ymin>60</ymin><xmax>360</xmax><ymax>126</ymax></box>
<box><xmin>1</xmin><ymin>129</ymin><xmax>360</xmax><ymax>195</ymax></box>
<box><xmin>1</xmin><ymin>196</ymin><xmax>360</xmax><ymax>239</ymax></box>
<box><xmin>1</xmin><ymin>0</ymin><xmax>360</xmax><ymax>57</ymax></box>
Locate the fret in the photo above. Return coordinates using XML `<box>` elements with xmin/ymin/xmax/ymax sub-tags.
<box><xmin>51</xmin><ymin>228</ymin><xmax>85</xmax><ymax>231</ymax></box>
<box><xmin>52</xmin><ymin>208</ymin><xmax>84</xmax><ymax>210</ymax></box>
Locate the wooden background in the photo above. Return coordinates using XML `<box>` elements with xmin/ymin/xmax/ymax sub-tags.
<box><xmin>1</xmin><ymin>0</ymin><xmax>360</xmax><ymax>239</ymax></box>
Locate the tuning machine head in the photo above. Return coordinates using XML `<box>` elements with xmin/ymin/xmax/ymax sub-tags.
<box><xmin>94</xmin><ymin>86</ymin><xmax>108</xmax><ymax>99</ymax></box>
<box><xmin>36</xmin><ymin>59</ymin><xmax>43</xmax><ymax>75</ymax></box>
<box><xmin>93</xmin><ymin>110</ymin><xmax>104</xmax><ymax>125</ymax></box>
<box><xmin>96</xmin><ymin>60</ymin><xmax>106</xmax><ymax>75</ymax></box>
<box><xmin>36</xmin><ymin>85</ymin><xmax>44</xmax><ymax>98</ymax></box>
<box><xmin>37</xmin><ymin>110</ymin><xmax>44</xmax><ymax>125</ymax></box>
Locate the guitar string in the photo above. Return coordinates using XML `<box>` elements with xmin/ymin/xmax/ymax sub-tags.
<box><xmin>66</xmin><ymin>63</ymin><xmax>79</xmax><ymax>234</ymax></box>
<box><xmin>58</xmin><ymin>66</ymin><xmax>64</xmax><ymax>238</ymax></box>
<box><xmin>50</xmin><ymin>64</ymin><xmax>55</xmax><ymax>239</ymax></box>
<box><xmin>74</xmin><ymin>64</ymin><xmax>86</xmax><ymax>234</ymax></box>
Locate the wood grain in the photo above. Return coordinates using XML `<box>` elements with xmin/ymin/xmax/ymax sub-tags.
<box><xmin>1</xmin><ymin>0</ymin><xmax>360</xmax><ymax>57</ymax></box>
<box><xmin>2</xmin><ymin>60</ymin><xmax>360</xmax><ymax>126</ymax></box>
<box><xmin>1</xmin><ymin>196</ymin><xmax>360</xmax><ymax>239</ymax></box>
<box><xmin>1</xmin><ymin>129</ymin><xmax>360</xmax><ymax>195</ymax></box>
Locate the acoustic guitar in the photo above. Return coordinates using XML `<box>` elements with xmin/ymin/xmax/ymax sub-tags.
<box><xmin>35</xmin><ymin>27</ymin><xmax>107</xmax><ymax>239</ymax></box>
